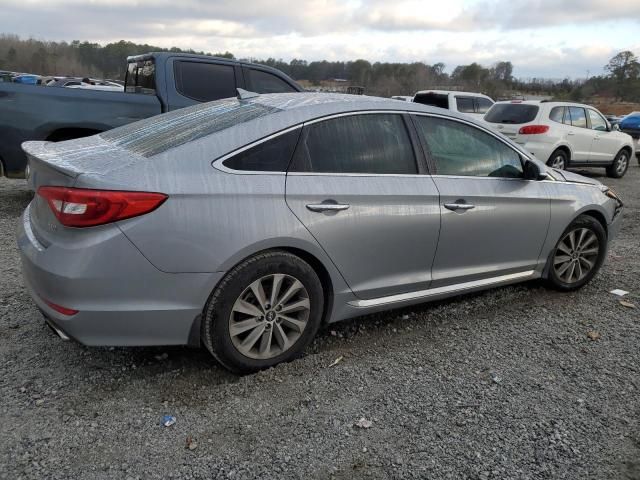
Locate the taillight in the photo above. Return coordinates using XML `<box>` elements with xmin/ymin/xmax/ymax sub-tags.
<box><xmin>519</xmin><ymin>125</ymin><xmax>549</xmax><ymax>135</ymax></box>
<box><xmin>37</xmin><ymin>187</ymin><xmax>167</xmax><ymax>228</ymax></box>
<box><xmin>43</xmin><ymin>298</ymin><xmax>78</xmax><ymax>316</ymax></box>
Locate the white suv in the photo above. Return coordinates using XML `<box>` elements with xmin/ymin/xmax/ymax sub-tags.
<box><xmin>483</xmin><ymin>101</ymin><xmax>635</xmax><ymax>178</ymax></box>
<box><xmin>413</xmin><ymin>90</ymin><xmax>494</xmax><ymax>119</ymax></box>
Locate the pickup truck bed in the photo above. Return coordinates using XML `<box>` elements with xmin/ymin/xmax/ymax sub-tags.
<box><xmin>0</xmin><ymin>52</ymin><xmax>302</xmax><ymax>177</ymax></box>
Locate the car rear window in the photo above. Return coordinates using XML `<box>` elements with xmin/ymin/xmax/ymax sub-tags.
<box><xmin>413</xmin><ymin>92</ymin><xmax>448</xmax><ymax>109</ymax></box>
<box><xmin>125</xmin><ymin>59</ymin><xmax>155</xmax><ymax>94</ymax></box>
<box><xmin>484</xmin><ymin>104</ymin><xmax>539</xmax><ymax>124</ymax></box>
<box><xmin>100</xmin><ymin>99</ymin><xmax>281</xmax><ymax>157</ymax></box>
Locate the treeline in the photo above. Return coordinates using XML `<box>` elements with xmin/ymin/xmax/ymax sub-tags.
<box><xmin>1</xmin><ymin>34</ymin><xmax>639</xmax><ymax>102</ymax></box>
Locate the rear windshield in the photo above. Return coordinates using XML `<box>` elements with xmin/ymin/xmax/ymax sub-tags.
<box><xmin>484</xmin><ymin>104</ymin><xmax>539</xmax><ymax>124</ymax></box>
<box><xmin>100</xmin><ymin>98</ymin><xmax>281</xmax><ymax>157</ymax></box>
<box><xmin>413</xmin><ymin>92</ymin><xmax>448</xmax><ymax>109</ymax></box>
<box><xmin>125</xmin><ymin>59</ymin><xmax>156</xmax><ymax>94</ymax></box>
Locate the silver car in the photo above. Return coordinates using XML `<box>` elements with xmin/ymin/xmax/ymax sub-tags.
<box><xmin>18</xmin><ymin>92</ymin><xmax>623</xmax><ymax>373</ymax></box>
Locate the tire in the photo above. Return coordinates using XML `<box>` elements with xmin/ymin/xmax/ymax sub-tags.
<box><xmin>545</xmin><ymin>215</ymin><xmax>607</xmax><ymax>291</ymax></box>
<box><xmin>606</xmin><ymin>149</ymin><xmax>630</xmax><ymax>178</ymax></box>
<box><xmin>202</xmin><ymin>250</ymin><xmax>324</xmax><ymax>374</ymax></box>
<box><xmin>547</xmin><ymin>149</ymin><xmax>568</xmax><ymax>170</ymax></box>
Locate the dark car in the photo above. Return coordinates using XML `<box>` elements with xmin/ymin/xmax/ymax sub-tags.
<box><xmin>0</xmin><ymin>52</ymin><xmax>303</xmax><ymax>178</ymax></box>
<box><xmin>619</xmin><ymin>113</ymin><xmax>640</xmax><ymax>163</ymax></box>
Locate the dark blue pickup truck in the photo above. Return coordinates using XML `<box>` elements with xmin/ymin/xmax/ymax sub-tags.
<box><xmin>0</xmin><ymin>52</ymin><xmax>302</xmax><ymax>177</ymax></box>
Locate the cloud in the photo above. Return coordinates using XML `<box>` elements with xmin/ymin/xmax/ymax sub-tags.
<box><xmin>0</xmin><ymin>0</ymin><xmax>638</xmax><ymax>79</ymax></box>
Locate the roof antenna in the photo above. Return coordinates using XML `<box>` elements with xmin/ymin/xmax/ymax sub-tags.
<box><xmin>237</xmin><ymin>88</ymin><xmax>260</xmax><ymax>100</ymax></box>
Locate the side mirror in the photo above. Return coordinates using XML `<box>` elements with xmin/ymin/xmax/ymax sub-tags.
<box><xmin>523</xmin><ymin>160</ymin><xmax>549</xmax><ymax>180</ymax></box>
<box><xmin>612</xmin><ymin>123</ymin><xmax>621</xmax><ymax>131</ymax></box>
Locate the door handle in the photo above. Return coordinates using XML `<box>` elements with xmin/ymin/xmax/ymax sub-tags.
<box><xmin>567</xmin><ymin>132</ymin><xmax>575</xmax><ymax>136</ymax></box>
<box><xmin>444</xmin><ymin>203</ymin><xmax>475</xmax><ymax>212</ymax></box>
<box><xmin>306</xmin><ymin>203</ymin><xmax>350</xmax><ymax>212</ymax></box>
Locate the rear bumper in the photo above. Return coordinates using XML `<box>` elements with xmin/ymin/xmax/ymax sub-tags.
<box><xmin>18</xmin><ymin>204</ymin><xmax>223</xmax><ymax>346</ymax></box>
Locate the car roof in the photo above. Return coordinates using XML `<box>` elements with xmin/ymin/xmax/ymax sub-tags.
<box><xmin>100</xmin><ymin>91</ymin><xmax>484</xmax><ymax>158</ymax></box>
<box><xmin>414</xmin><ymin>90</ymin><xmax>493</xmax><ymax>99</ymax></box>
<box><xmin>491</xmin><ymin>100</ymin><xmax>596</xmax><ymax>109</ymax></box>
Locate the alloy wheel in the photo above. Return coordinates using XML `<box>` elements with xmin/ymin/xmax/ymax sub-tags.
<box><xmin>553</xmin><ymin>228</ymin><xmax>600</xmax><ymax>284</ymax></box>
<box><xmin>228</xmin><ymin>274</ymin><xmax>310</xmax><ymax>360</ymax></box>
<box><xmin>616</xmin><ymin>153</ymin><xmax>628</xmax><ymax>176</ymax></box>
<box><xmin>551</xmin><ymin>154</ymin><xmax>565</xmax><ymax>170</ymax></box>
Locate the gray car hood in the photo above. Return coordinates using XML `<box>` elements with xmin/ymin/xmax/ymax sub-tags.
<box><xmin>550</xmin><ymin>168</ymin><xmax>603</xmax><ymax>186</ymax></box>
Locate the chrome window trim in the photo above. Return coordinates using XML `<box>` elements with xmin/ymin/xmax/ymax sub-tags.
<box><xmin>349</xmin><ymin>270</ymin><xmax>536</xmax><ymax>308</ymax></box>
<box><xmin>212</xmin><ymin>125</ymin><xmax>302</xmax><ymax>175</ymax></box>
<box><xmin>213</xmin><ymin>109</ymin><xmax>541</xmax><ymax>177</ymax></box>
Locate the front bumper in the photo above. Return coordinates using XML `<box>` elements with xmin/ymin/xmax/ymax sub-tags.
<box><xmin>18</xmin><ymin>204</ymin><xmax>223</xmax><ymax>347</ymax></box>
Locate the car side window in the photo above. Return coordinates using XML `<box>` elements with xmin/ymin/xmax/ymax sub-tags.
<box><xmin>414</xmin><ymin>116</ymin><xmax>523</xmax><ymax>178</ymax></box>
<box><xmin>223</xmin><ymin>129</ymin><xmax>301</xmax><ymax>172</ymax></box>
<box><xmin>549</xmin><ymin>106</ymin><xmax>565</xmax><ymax>124</ymax></box>
<box><xmin>456</xmin><ymin>97</ymin><xmax>475</xmax><ymax>113</ymax></box>
<box><xmin>588</xmin><ymin>109</ymin><xmax>608</xmax><ymax>131</ymax></box>
<box><xmin>568</xmin><ymin>107</ymin><xmax>587</xmax><ymax>129</ymax></box>
<box><xmin>289</xmin><ymin>114</ymin><xmax>418</xmax><ymax>174</ymax></box>
<box><xmin>174</xmin><ymin>61</ymin><xmax>237</xmax><ymax>102</ymax></box>
<box><xmin>476</xmin><ymin>97</ymin><xmax>494</xmax><ymax>114</ymax></box>
<box><xmin>246</xmin><ymin>69</ymin><xmax>297</xmax><ymax>94</ymax></box>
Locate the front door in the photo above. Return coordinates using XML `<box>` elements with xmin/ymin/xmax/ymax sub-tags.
<box><xmin>412</xmin><ymin>114</ymin><xmax>551</xmax><ymax>287</ymax></box>
<box><xmin>285</xmin><ymin>113</ymin><xmax>441</xmax><ymax>300</ymax></box>
<box><xmin>587</xmin><ymin>109</ymin><xmax>619</xmax><ymax>162</ymax></box>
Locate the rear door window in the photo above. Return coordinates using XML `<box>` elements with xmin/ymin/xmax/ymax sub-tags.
<box><xmin>456</xmin><ymin>97</ymin><xmax>475</xmax><ymax>113</ymax></box>
<box><xmin>413</xmin><ymin>92</ymin><xmax>448</xmax><ymax>109</ymax></box>
<box><xmin>484</xmin><ymin>104</ymin><xmax>539</xmax><ymax>124</ymax></box>
<box><xmin>414</xmin><ymin>115</ymin><xmax>523</xmax><ymax>178</ymax></box>
<box><xmin>174</xmin><ymin>61</ymin><xmax>237</xmax><ymax>102</ymax></box>
<box><xmin>290</xmin><ymin>114</ymin><xmax>417</xmax><ymax>174</ymax></box>
<box><xmin>475</xmin><ymin>97</ymin><xmax>494</xmax><ymax>114</ymax></box>
<box><xmin>245</xmin><ymin>68</ymin><xmax>297</xmax><ymax>94</ymax></box>
<box><xmin>568</xmin><ymin>107</ymin><xmax>587</xmax><ymax>128</ymax></box>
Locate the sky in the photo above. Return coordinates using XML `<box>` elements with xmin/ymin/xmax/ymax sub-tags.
<box><xmin>1</xmin><ymin>0</ymin><xmax>639</xmax><ymax>79</ymax></box>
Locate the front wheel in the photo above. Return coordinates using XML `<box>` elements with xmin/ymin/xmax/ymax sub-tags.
<box><xmin>202</xmin><ymin>250</ymin><xmax>324</xmax><ymax>374</ymax></box>
<box><xmin>546</xmin><ymin>215</ymin><xmax>607</xmax><ymax>291</ymax></box>
<box><xmin>606</xmin><ymin>149</ymin><xmax>630</xmax><ymax>178</ymax></box>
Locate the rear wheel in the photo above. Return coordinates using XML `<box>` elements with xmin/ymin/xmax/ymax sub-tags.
<box><xmin>547</xmin><ymin>149</ymin><xmax>568</xmax><ymax>170</ymax></box>
<box><xmin>546</xmin><ymin>215</ymin><xmax>606</xmax><ymax>291</ymax></box>
<box><xmin>606</xmin><ymin>149</ymin><xmax>630</xmax><ymax>178</ymax></box>
<box><xmin>202</xmin><ymin>250</ymin><xmax>324</xmax><ymax>374</ymax></box>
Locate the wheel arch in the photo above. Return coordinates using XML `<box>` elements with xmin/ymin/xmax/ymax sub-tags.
<box><xmin>214</xmin><ymin>238</ymin><xmax>345</xmax><ymax>324</ymax></box>
<box><xmin>549</xmin><ymin>144</ymin><xmax>572</xmax><ymax>163</ymax></box>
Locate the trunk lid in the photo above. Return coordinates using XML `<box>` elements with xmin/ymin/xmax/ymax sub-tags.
<box><xmin>483</xmin><ymin>103</ymin><xmax>541</xmax><ymax>143</ymax></box>
<box><xmin>22</xmin><ymin>136</ymin><xmax>137</xmax><ymax>247</ymax></box>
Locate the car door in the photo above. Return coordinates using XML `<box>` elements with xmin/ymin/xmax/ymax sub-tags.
<box><xmin>412</xmin><ymin>114</ymin><xmax>550</xmax><ymax>288</ymax></box>
<box><xmin>285</xmin><ymin>112</ymin><xmax>441</xmax><ymax>300</ymax></box>
<box><xmin>587</xmin><ymin>108</ymin><xmax>619</xmax><ymax>162</ymax></box>
<box><xmin>565</xmin><ymin>106</ymin><xmax>594</xmax><ymax>162</ymax></box>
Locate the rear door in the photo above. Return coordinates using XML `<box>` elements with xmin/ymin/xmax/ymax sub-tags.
<box><xmin>587</xmin><ymin>108</ymin><xmax>619</xmax><ymax>162</ymax></box>
<box><xmin>165</xmin><ymin>58</ymin><xmax>239</xmax><ymax>110</ymax></box>
<box><xmin>412</xmin><ymin>114</ymin><xmax>550</xmax><ymax>287</ymax></box>
<box><xmin>285</xmin><ymin>112</ymin><xmax>441</xmax><ymax>300</ymax></box>
<box><xmin>565</xmin><ymin>106</ymin><xmax>593</xmax><ymax>161</ymax></box>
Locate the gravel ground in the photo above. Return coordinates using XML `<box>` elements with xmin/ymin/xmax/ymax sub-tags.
<box><xmin>1</xmin><ymin>166</ymin><xmax>639</xmax><ymax>480</ymax></box>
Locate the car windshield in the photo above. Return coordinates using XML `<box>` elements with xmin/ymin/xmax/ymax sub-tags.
<box><xmin>484</xmin><ymin>104</ymin><xmax>539</xmax><ymax>124</ymax></box>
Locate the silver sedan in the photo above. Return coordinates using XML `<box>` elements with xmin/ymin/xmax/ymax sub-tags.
<box><xmin>18</xmin><ymin>92</ymin><xmax>623</xmax><ymax>373</ymax></box>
